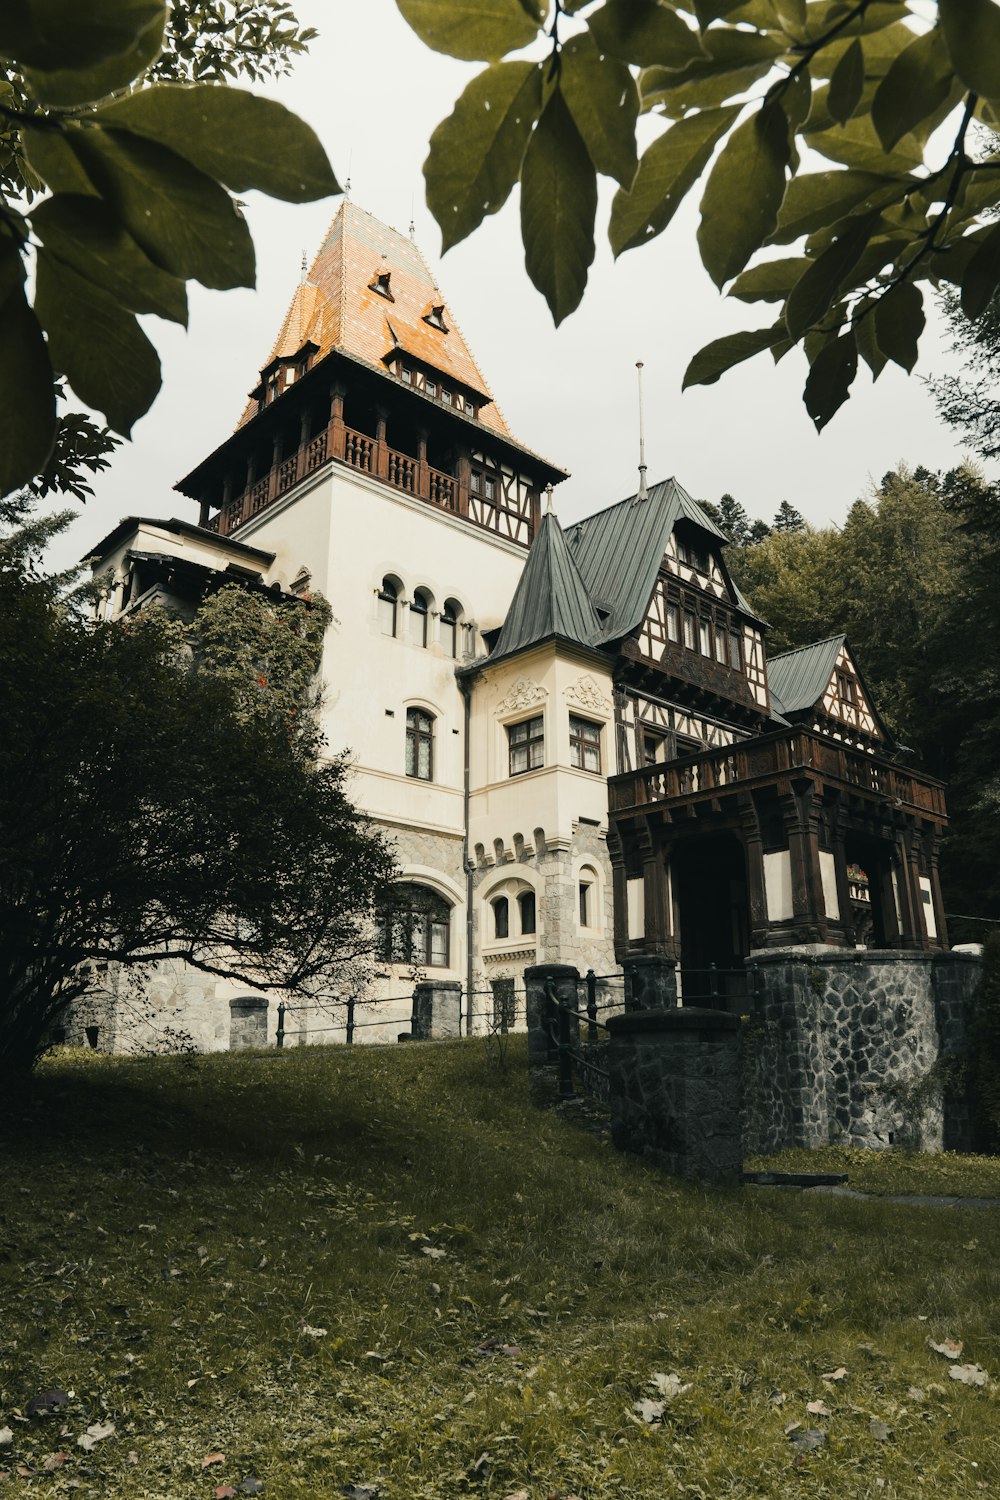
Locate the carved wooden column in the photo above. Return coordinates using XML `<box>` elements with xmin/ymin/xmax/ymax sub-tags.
<box><xmin>267</xmin><ymin>433</ymin><xmax>281</xmax><ymax>504</ymax></box>
<box><xmin>639</xmin><ymin>815</ymin><xmax>674</xmax><ymax>957</ymax></box>
<box><xmin>893</xmin><ymin>824</ymin><xmax>922</xmax><ymax>949</ymax></box>
<box><xmin>926</xmin><ymin>831</ymin><xmax>948</xmax><ymax>950</ymax></box>
<box><xmin>455</xmin><ymin>448</ymin><xmax>471</xmax><ymax>516</ymax></box>
<box><xmin>416</xmin><ymin>428</ymin><xmax>430</xmax><ymax>501</ymax></box>
<box><xmin>375</xmin><ymin>406</ymin><xmax>389</xmax><ymax>481</ymax></box>
<box><xmin>781</xmin><ymin>778</ymin><xmax>827</xmax><ymax>943</ymax></box>
<box><xmin>830</xmin><ymin>797</ymin><xmax>853</xmax><ymax>944</ymax></box>
<box><xmin>327</xmin><ymin>382</ymin><xmax>346</xmax><ymax>461</ymax></box>
<box><xmin>737</xmin><ymin>791</ymin><xmax>768</xmax><ymax>948</ymax></box>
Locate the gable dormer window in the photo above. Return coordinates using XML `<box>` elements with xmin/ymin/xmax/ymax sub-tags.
<box><xmin>423</xmin><ymin>303</ymin><xmax>449</xmax><ymax>332</ymax></box>
<box><xmin>369</xmin><ymin>269</ymin><xmax>394</xmax><ymax>300</ymax></box>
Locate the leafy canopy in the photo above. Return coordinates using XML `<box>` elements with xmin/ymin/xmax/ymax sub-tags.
<box><xmin>402</xmin><ymin>0</ymin><xmax>1000</xmax><ymax>430</ymax></box>
<box><xmin>0</xmin><ymin>0</ymin><xmax>338</xmax><ymax>500</ymax></box>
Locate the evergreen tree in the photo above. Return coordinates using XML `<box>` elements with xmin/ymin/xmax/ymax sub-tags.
<box><xmin>771</xmin><ymin>501</ymin><xmax>806</xmax><ymax>533</ymax></box>
<box><xmin>930</xmin><ymin>289</ymin><xmax>1000</xmax><ymax>463</ymax></box>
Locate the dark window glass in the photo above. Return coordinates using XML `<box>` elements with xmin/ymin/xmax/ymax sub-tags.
<box><xmin>508</xmin><ymin>715</ymin><xmax>544</xmax><ymax>776</ymax></box>
<box><xmin>441</xmin><ymin>602</ymin><xmax>458</xmax><ymax>657</ymax></box>
<box><xmin>569</xmin><ymin>715</ymin><xmax>601</xmax><ymax>773</ymax></box>
<box><xmin>730</xmin><ymin>633</ymin><xmax>743</xmax><ymax>671</ymax></box>
<box><xmin>378</xmin><ymin>578</ymin><xmax>398</xmax><ymax>637</ymax></box>
<box><xmin>518</xmin><ymin>891</ymin><xmax>536</xmax><ymax>935</ymax></box>
<box><xmin>698</xmin><ymin>619</ymin><xmax>711</xmax><ymax>656</ymax></box>
<box><xmin>410</xmin><ymin>590</ymin><xmax>430</xmax><ymax>647</ymax></box>
<box><xmin>579</xmin><ymin>882</ymin><xmax>591</xmax><ymax>927</ymax></box>
<box><xmin>406</xmin><ymin>707</ymin><xmax>433</xmax><ymax>780</ymax></box>
<box><xmin>377</xmin><ymin>883</ymin><xmax>450</xmax><ymax>967</ymax></box>
<box><xmin>483</xmin><ymin>476</ymin><xmax>496</xmax><ymax>501</ymax></box>
<box><xmin>643</xmin><ymin>732</ymin><xmax>664</xmax><ymax>766</ymax></box>
<box><xmin>493</xmin><ymin>896</ymin><xmax>509</xmax><ymax>939</ymax></box>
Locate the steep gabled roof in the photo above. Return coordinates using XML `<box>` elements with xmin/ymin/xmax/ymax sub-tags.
<box><xmin>766</xmin><ymin>635</ymin><xmax>846</xmax><ymax>717</ymax></box>
<box><xmin>565</xmin><ymin>477</ymin><xmax>762</xmax><ymax>644</ymax></box>
<box><xmin>488</xmin><ymin>511</ymin><xmax>603</xmax><ymax>666</ymax></box>
<box><xmin>239</xmin><ymin>201</ymin><xmax>510</xmax><ymax>436</ymax></box>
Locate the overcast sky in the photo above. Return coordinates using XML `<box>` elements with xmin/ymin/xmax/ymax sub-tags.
<box><xmin>54</xmin><ymin>0</ymin><xmax>993</xmax><ymax>569</ymax></box>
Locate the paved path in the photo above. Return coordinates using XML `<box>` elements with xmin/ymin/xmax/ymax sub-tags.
<box><xmin>803</xmin><ymin>1184</ymin><xmax>1000</xmax><ymax>1210</ymax></box>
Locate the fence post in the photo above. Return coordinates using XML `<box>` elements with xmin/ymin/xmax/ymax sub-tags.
<box><xmin>709</xmin><ymin>963</ymin><xmax>719</xmax><ymax>1006</ymax></box>
<box><xmin>556</xmin><ymin>994</ymin><xmax>575</xmax><ymax>1100</ymax></box>
<box><xmin>524</xmin><ymin>964</ymin><xmax>580</xmax><ymax>1068</ymax></box>
<box><xmin>346</xmin><ymin>996</ymin><xmax>356</xmax><ymax>1045</ymax></box>
<box><xmin>586</xmin><ymin>968</ymin><xmax>598</xmax><ymax>1045</ymax></box>
<box><xmin>276</xmin><ymin>1003</ymin><xmax>286</xmax><ymax>1049</ymax></box>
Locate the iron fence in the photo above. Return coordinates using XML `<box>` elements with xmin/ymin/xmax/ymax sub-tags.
<box><xmin>274</xmin><ymin>982</ymin><xmax>528</xmax><ymax>1048</ymax></box>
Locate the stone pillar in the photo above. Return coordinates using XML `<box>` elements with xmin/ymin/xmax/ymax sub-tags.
<box><xmin>411</xmin><ymin>980</ymin><xmax>463</xmax><ymax>1040</ymax></box>
<box><xmin>229</xmin><ymin>996</ymin><xmax>269</xmax><ymax>1050</ymax></box>
<box><xmin>607</xmin><ymin>1008</ymin><xmax>742</xmax><ymax>1183</ymax></box>
<box><xmin>524</xmin><ymin>963</ymin><xmax>579</xmax><ymax>1068</ymax></box>
<box><xmin>738</xmin><ymin>792</ymin><xmax>769</xmax><ymax>946</ymax></box>
<box><xmin>932</xmin><ymin>950</ymin><xmax>980</xmax><ymax>1151</ymax></box>
<box><xmin>622</xmin><ymin>954</ymin><xmax>677</xmax><ymax>1010</ymax></box>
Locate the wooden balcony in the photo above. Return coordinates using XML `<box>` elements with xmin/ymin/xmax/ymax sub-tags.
<box><xmin>204</xmin><ymin>418</ymin><xmax>526</xmax><ymax>543</ymax></box>
<box><xmin>609</xmin><ymin>727</ymin><xmax>947</xmax><ymax>823</ymax></box>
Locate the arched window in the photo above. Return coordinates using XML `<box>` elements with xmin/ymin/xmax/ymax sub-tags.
<box><xmin>377</xmin><ymin>883</ymin><xmax>450</xmax><ymax>967</ymax></box>
<box><xmin>492</xmin><ymin>896</ymin><xmax>509</xmax><ymax>939</ymax></box>
<box><xmin>405</xmin><ymin>707</ymin><xmax>434</xmax><ymax>781</ymax></box>
<box><xmin>441</xmin><ymin>598</ymin><xmax>462</xmax><ymax>658</ymax></box>
<box><xmin>378</xmin><ymin>577</ymin><xmax>398</xmax><ymax>637</ymax></box>
<box><xmin>410</xmin><ymin>588</ymin><xmax>431</xmax><ymax>646</ymax></box>
<box><xmin>518</xmin><ymin>891</ymin><xmax>536</xmax><ymax>935</ymax></box>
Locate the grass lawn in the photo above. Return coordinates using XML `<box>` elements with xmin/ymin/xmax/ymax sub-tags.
<box><xmin>0</xmin><ymin>1039</ymin><xmax>997</xmax><ymax>1499</ymax></box>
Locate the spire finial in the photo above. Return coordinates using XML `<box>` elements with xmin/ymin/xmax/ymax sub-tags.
<box><xmin>300</xmin><ymin>249</ymin><xmax>307</xmax><ymax>284</ymax></box>
<box><xmin>409</xmin><ymin>193</ymin><xmax>415</xmax><ymax>239</ymax></box>
<box><xmin>545</xmin><ymin>482</ymin><xmax>554</xmax><ymax>515</ymax></box>
<box><xmin>635</xmin><ymin>360</ymin><xmax>648</xmax><ymax>502</ymax></box>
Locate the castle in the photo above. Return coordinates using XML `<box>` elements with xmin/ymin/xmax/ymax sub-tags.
<box><xmin>83</xmin><ymin>202</ymin><xmax>950</xmax><ymax>1053</ymax></box>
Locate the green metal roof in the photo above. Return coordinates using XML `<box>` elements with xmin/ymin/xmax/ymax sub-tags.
<box><xmin>565</xmin><ymin>477</ymin><xmax>763</xmax><ymax>643</ymax></box>
<box><xmin>766</xmin><ymin>635</ymin><xmax>845</xmax><ymax>717</ymax></box>
<box><xmin>487</xmin><ymin>510</ymin><xmax>603</xmax><ymax>666</ymax></box>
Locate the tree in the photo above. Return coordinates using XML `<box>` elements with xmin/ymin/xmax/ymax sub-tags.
<box><xmin>0</xmin><ymin>547</ymin><xmax>396</xmax><ymax>1080</ymax></box>
<box><xmin>400</xmin><ymin>0</ymin><xmax>1000</xmax><ymax>430</ymax></box>
<box><xmin>726</xmin><ymin>521</ymin><xmax>846</xmax><ymax>655</ymax></box>
<box><xmin>930</xmin><ymin>287</ymin><xmax>1000</xmax><ymax>461</ymax></box>
<box><xmin>771</xmin><ymin>499</ymin><xmax>805</xmax><ymax>532</ymax></box>
<box><xmin>0</xmin><ymin>0</ymin><xmax>338</xmax><ymax>499</ymax></box>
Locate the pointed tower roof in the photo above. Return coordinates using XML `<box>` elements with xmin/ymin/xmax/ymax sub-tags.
<box><xmin>238</xmin><ymin>201</ymin><xmax>510</xmax><ymax>435</ymax></box>
<box><xmin>488</xmin><ymin>511</ymin><xmax>604</xmax><ymax>667</ymax></box>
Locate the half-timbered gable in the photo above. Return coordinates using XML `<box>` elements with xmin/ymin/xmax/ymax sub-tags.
<box><xmin>768</xmin><ymin>636</ymin><xmax>888</xmax><ymax>752</ymax></box>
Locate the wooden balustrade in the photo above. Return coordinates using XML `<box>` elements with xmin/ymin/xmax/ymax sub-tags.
<box><xmin>609</xmin><ymin>727</ymin><xmax>946</xmax><ymax>820</ymax></box>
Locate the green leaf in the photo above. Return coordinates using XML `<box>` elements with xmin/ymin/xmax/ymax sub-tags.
<box><xmin>23</xmin><ymin>10</ymin><xmax>165</xmax><ymax>107</ymax></box>
<box><xmin>785</xmin><ymin>211</ymin><xmax>878</xmax><ymax>339</ymax></box>
<box><xmin>960</xmin><ymin>220</ymin><xmax>1000</xmax><ymax>320</ymax></box>
<box><xmin>72</xmin><ymin>127</ymin><xmax>255</xmax><ymax>291</ymax></box>
<box><xmin>95</xmin><ymin>85</ymin><xmax>339</xmax><ymax>202</ymax></box>
<box><xmin>640</xmin><ymin>29</ymin><xmax>783</xmax><ymax>115</ymax></box>
<box><xmin>588</xmin><ymin>0</ymin><xmax>704</xmax><ymax>68</ymax></box>
<box><xmin>0</xmin><ymin>0</ymin><xmax>163</xmax><ymax>72</ymax></box>
<box><xmin>827</xmin><ymin>37</ymin><xmax>865</xmax><ymax>126</ymax></box>
<box><xmin>30</xmin><ymin>194</ymin><xmax>188</xmax><ymax>325</ymax></box>
<box><xmin>768</xmin><ymin>168</ymin><xmax>900</xmax><ymax>244</ymax></box>
<box><xmin>609</xmin><ymin>105</ymin><xmax>738</xmax><ymax>256</ymax></box>
<box><xmin>35</xmin><ymin>247</ymin><xmax>161</xmax><ymax>436</ymax></box>
<box><xmin>853</xmin><ymin>299</ymin><xmax>889</xmax><ymax>380</ymax></box>
<box><xmin>803</xmin><ymin>328</ymin><xmax>858</xmax><ymax>431</ymax></box>
<box><xmin>0</xmin><ymin>263</ymin><xmax>56</xmax><ymax>497</ymax></box>
<box><xmin>873</xmin><ymin>280</ymin><xmax>924</xmax><ymax>372</ymax></box>
<box><xmin>729</xmin><ymin>255</ymin><xmax>810</xmax><ymax>302</ymax></box>
<box><xmin>559</xmin><ymin>32</ymin><xmax>639</xmax><ymax>187</ymax></box>
<box><xmin>22</xmin><ymin>125</ymin><xmax>100</xmax><ymax>196</ymax></box>
<box><xmin>395</xmin><ymin>0</ymin><xmax>541</xmax><ymax>62</ymax></box>
<box><xmin>682</xmin><ymin>322</ymin><xmax>786</xmax><ymax>387</ymax></box>
<box><xmin>806</xmin><ymin>112</ymin><xmax>923</xmax><ymax>175</ymax></box>
<box><xmin>425</xmin><ymin>61</ymin><xmax>542</xmax><ymax>253</ymax></box>
<box><xmin>698</xmin><ymin>98</ymin><xmax>790</xmax><ymax>287</ymax></box>
<box><xmin>939</xmin><ymin>0</ymin><xmax>1000</xmax><ymax>103</ymax></box>
<box><xmin>520</xmin><ymin>87</ymin><xmax>597</xmax><ymax>326</ymax></box>
<box><xmin>871</xmin><ymin>25</ymin><xmax>953</xmax><ymax>152</ymax></box>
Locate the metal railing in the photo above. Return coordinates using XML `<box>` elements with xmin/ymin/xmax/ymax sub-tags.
<box><xmin>274</xmin><ymin>983</ymin><xmax>528</xmax><ymax>1048</ymax></box>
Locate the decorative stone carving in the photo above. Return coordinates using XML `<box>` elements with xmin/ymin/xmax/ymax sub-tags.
<box><xmin>496</xmin><ymin>678</ymin><xmax>547</xmax><ymax>716</ymax></box>
<box><xmin>565</xmin><ymin>674</ymin><xmax>611</xmax><ymax>715</ymax></box>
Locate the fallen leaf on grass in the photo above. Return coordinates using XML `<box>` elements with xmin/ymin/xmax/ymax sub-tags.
<box><xmin>342</xmin><ymin>1487</ymin><xmax>379</xmax><ymax>1500</ymax></box>
<box><xmin>202</xmin><ymin>1452</ymin><xmax>226</xmax><ymax>1468</ymax></box>
<box><xmin>422</xmin><ymin>1246</ymin><xmax>447</xmax><ymax>1260</ymax></box>
<box><xmin>213</xmin><ymin>1488</ymin><xmax>236</xmax><ymax>1499</ymax></box>
<box><xmin>870</xmin><ymin>1420</ymin><xmax>892</xmax><ymax>1441</ymax></box>
<box><xmin>950</xmin><ymin>1364</ymin><xmax>989</xmax><ymax>1387</ymax></box>
<box><xmin>26</xmin><ymin>1390</ymin><xmax>69</xmax><ymax>1416</ymax></box>
<box><xmin>928</xmin><ymin>1337</ymin><xmax>963</xmax><ymax>1359</ymax></box>
<box><xmin>300</xmin><ymin>1325</ymin><xmax>327</xmax><ymax>1338</ymax></box>
<box><xmin>0</xmin><ymin>1430</ymin><xmax>12</xmax><ymax>1446</ymax></box>
<box><xmin>651</xmin><ymin>1372</ymin><xmax>692</xmax><ymax>1400</ymax></box>
<box><xmin>768</xmin><ymin>1390</ymin><xmax>785</xmax><ymax>1406</ymax></box>
<box><xmin>16</xmin><ymin>1464</ymin><xmax>36</xmax><ymax>1478</ymax></box>
<box><xmin>634</xmin><ymin>1397</ymin><xmax>665</xmax><ymax>1423</ymax></box>
<box><xmin>789</xmin><ymin>1429</ymin><xmax>826</xmax><ymax>1450</ymax></box>
<box><xmin>77</xmin><ymin>1422</ymin><xmax>114</xmax><ymax>1451</ymax></box>
<box><xmin>907</xmin><ymin>1386</ymin><xmax>926</xmax><ymax>1401</ymax></box>
<box><xmin>821</xmin><ymin>1367</ymin><xmax>848</xmax><ymax>1382</ymax></box>
<box><xmin>502</xmin><ymin>1492</ymin><xmax>529</xmax><ymax>1500</ymax></box>
<box><xmin>43</xmin><ymin>1453</ymin><xmax>70</xmax><ymax>1470</ymax></box>
<box><xmin>806</xmin><ymin>1400</ymin><xmax>831</xmax><ymax>1417</ymax></box>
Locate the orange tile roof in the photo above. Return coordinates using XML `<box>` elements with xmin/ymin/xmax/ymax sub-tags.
<box><xmin>238</xmin><ymin>201</ymin><xmax>511</xmax><ymax>437</ymax></box>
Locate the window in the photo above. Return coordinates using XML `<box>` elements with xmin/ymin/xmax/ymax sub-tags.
<box><xmin>730</xmin><ymin>633</ymin><xmax>743</xmax><ymax>671</ymax></box>
<box><xmin>838</xmin><ymin>671</ymin><xmax>856</xmax><ymax>705</ymax></box>
<box><xmin>441</xmin><ymin>599</ymin><xmax>461</xmax><ymax>658</ymax></box>
<box><xmin>378</xmin><ymin>577</ymin><xmax>398</xmax><ymax>637</ymax></box>
<box><xmin>401</xmin><ymin>366</ymin><xmax>412</xmax><ymax>385</ymax></box>
<box><xmin>642</xmin><ymin>731</ymin><xmax>664</xmax><ymax>766</ymax></box>
<box><xmin>698</xmin><ymin>620</ymin><xmax>711</xmax><ymax>656</ymax></box>
<box><xmin>683</xmin><ymin>611</ymin><xmax>696</xmax><ymax>649</ymax></box>
<box><xmin>442</xmin><ymin>387</ymin><xmax>451</xmax><ymax>404</ymax></box>
<box><xmin>426</xmin><ymin>378</ymin><xmax>437</xmax><ymax>398</ymax></box>
<box><xmin>377</xmin><ymin>883</ymin><xmax>450</xmax><ymax>967</ymax></box>
<box><xmin>666</xmin><ymin>604</ymin><xmax>679</xmax><ymax>642</ymax></box>
<box><xmin>406</xmin><ymin>707</ymin><xmax>434</xmax><ymax>780</ymax></box>
<box><xmin>714</xmin><ymin>625</ymin><xmax>728</xmax><ymax>664</ymax></box>
<box><xmin>492</xmin><ymin>896</ymin><xmax>509</xmax><ymax>939</ymax></box>
<box><xmin>569</xmin><ymin>715</ymin><xmax>601</xmax><ymax>773</ymax></box>
<box><xmin>423</xmin><ymin>304</ymin><xmax>449</xmax><ymax>332</ymax></box>
<box><xmin>470</xmin><ymin>471</ymin><xmax>481</xmax><ymax>494</ymax></box>
<box><xmin>483</xmin><ymin>475</ymin><xmax>496</xmax><ymax>501</ymax></box>
<box><xmin>410</xmin><ymin>589</ymin><xmax>430</xmax><ymax>646</ymax></box>
<box><xmin>508</xmin><ymin>715</ymin><xmax>544</xmax><ymax>776</ymax></box>
<box><xmin>369</xmin><ymin>270</ymin><xmax>393</xmax><ymax>300</ymax></box>
<box><xmin>518</xmin><ymin>891</ymin><xmax>536</xmax><ymax>935</ymax></box>
<box><xmin>491</xmin><ymin>978</ymin><xmax>516</xmax><ymax>1033</ymax></box>
<box><xmin>579</xmin><ymin>881</ymin><xmax>592</xmax><ymax>927</ymax></box>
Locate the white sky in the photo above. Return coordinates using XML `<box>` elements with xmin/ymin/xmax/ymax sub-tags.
<box><xmin>53</xmin><ymin>0</ymin><xmax>992</xmax><ymax>569</ymax></box>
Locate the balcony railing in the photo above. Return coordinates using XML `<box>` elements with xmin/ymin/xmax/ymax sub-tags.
<box><xmin>205</xmin><ymin>419</ymin><xmax>525</xmax><ymax>542</ymax></box>
<box><xmin>609</xmin><ymin>727</ymin><xmax>947</xmax><ymax>820</ymax></box>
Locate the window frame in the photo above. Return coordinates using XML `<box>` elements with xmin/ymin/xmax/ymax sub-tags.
<box><xmin>517</xmin><ymin>890</ymin><xmax>536</xmax><ymax>936</ymax></box>
<box><xmin>377</xmin><ymin>884</ymin><xmax>450</xmax><ymax>968</ymax></box>
<box><xmin>378</xmin><ymin>577</ymin><xmax>398</xmax><ymax>638</ymax></box>
<box><xmin>507</xmin><ymin>714</ymin><xmax>544</xmax><ymax>777</ymax></box>
<box><xmin>409</xmin><ymin>589</ymin><xmax>430</xmax><ymax>647</ymax></box>
<box><xmin>569</xmin><ymin>714</ymin><xmax>602</xmax><ymax>774</ymax></box>
<box><xmin>405</xmin><ymin>706</ymin><xmax>434</xmax><ymax>781</ymax></box>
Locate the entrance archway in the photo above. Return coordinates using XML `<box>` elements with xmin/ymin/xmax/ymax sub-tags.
<box><xmin>671</xmin><ymin>832</ymin><xmax>749</xmax><ymax>1007</ymax></box>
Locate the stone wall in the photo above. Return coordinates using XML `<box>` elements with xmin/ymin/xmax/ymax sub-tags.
<box><xmin>744</xmin><ymin>948</ymin><xmax>980</xmax><ymax>1154</ymax></box>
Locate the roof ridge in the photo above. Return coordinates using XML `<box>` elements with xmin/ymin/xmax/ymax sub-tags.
<box><xmin>769</xmin><ymin>633</ymin><xmax>846</xmax><ymax>662</ymax></box>
<box><xmin>568</xmin><ymin>476</ymin><xmax>676</xmax><ymax>535</ymax></box>
<box><xmin>406</xmin><ymin>229</ymin><xmax>500</xmax><ymax>409</ymax></box>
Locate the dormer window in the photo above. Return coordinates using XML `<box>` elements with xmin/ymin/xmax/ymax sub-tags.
<box><xmin>369</xmin><ymin>269</ymin><xmax>394</xmax><ymax>300</ymax></box>
<box><xmin>423</xmin><ymin>303</ymin><xmax>449</xmax><ymax>332</ymax></box>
